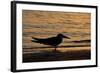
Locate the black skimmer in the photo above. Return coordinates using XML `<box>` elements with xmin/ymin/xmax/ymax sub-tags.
<box><xmin>31</xmin><ymin>33</ymin><xmax>70</xmax><ymax>51</ymax></box>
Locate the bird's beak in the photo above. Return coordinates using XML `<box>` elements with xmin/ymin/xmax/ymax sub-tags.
<box><xmin>63</xmin><ymin>35</ymin><xmax>70</xmax><ymax>39</ymax></box>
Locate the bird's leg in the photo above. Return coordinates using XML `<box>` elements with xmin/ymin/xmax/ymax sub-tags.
<box><xmin>54</xmin><ymin>46</ymin><xmax>57</xmax><ymax>52</ymax></box>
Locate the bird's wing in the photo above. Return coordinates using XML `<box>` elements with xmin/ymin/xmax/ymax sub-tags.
<box><xmin>32</xmin><ymin>36</ymin><xmax>56</xmax><ymax>41</ymax></box>
<box><xmin>32</xmin><ymin>36</ymin><xmax>57</xmax><ymax>45</ymax></box>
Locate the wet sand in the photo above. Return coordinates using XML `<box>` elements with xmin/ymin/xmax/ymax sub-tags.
<box><xmin>23</xmin><ymin>49</ymin><xmax>90</xmax><ymax>62</ymax></box>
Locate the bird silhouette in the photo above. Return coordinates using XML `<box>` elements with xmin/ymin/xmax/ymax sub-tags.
<box><xmin>31</xmin><ymin>33</ymin><xmax>70</xmax><ymax>51</ymax></box>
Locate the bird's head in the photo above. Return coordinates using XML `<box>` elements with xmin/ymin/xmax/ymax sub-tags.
<box><xmin>57</xmin><ymin>33</ymin><xmax>70</xmax><ymax>39</ymax></box>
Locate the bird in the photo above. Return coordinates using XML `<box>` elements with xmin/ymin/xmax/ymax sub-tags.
<box><xmin>31</xmin><ymin>33</ymin><xmax>70</xmax><ymax>51</ymax></box>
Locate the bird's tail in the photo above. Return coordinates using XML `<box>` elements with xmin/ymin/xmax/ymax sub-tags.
<box><xmin>32</xmin><ymin>37</ymin><xmax>39</xmax><ymax>40</ymax></box>
<box><xmin>31</xmin><ymin>37</ymin><xmax>40</xmax><ymax>43</ymax></box>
